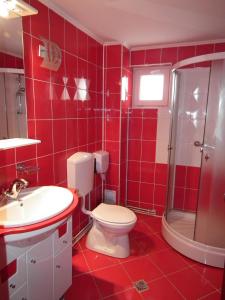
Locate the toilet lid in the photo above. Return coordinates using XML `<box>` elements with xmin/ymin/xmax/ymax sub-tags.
<box><xmin>92</xmin><ymin>203</ymin><xmax>137</xmax><ymax>224</ymax></box>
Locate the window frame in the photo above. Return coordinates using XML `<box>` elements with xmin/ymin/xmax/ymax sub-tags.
<box><xmin>132</xmin><ymin>65</ymin><xmax>170</xmax><ymax>108</ymax></box>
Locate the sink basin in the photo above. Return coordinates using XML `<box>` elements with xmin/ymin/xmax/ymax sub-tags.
<box><xmin>0</xmin><ymin>186</ymin><xmax>73</xmax><ymax>227</ymax></box>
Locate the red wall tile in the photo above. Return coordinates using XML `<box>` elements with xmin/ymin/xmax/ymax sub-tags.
<box><xmin>106</xmin><ymin>45</ymin><xmax>121</xmax><ymax>68</ymax></box>
<box><xmin>196</xmin><ymin>44</ymin><xmax>214</xmax><ymax>56</ymax></box>
<box><xmin>128</xmin><ymin>140</ymin><xmax>141</xmax><ymax>161</ymax></box>
<box><xmin>65</xmin><ymin>20</ymin><xmax>77</xmax><ymax>55</ymax></box>
<box><xmin>30</xmin><ymin>0</ymin><xmax>49</xmax><ymax>39</ymax></box>
<box><xmin>178</xmin><ymin>46</ymin><xmax>196</xmax><ymax>61</ymax></box>
<box><xmin>161</xmin><ymin>47</ymin><xmax>178</xmax><ymax>64</ymax></box>
<box><xmin>49</xmin><ymin>10</ymin><xmax>65</xmax><ymax>50</ymax></box>
<box><xmin>131</xmin><ymin>50</ymin><xmax>145</xmax><ymax>65</ymax></box>
<box><xmin>140</xmin><ymin>182</ymin><xmax>154</xmax><ymax>203</ymax></box>
<box><xmin>0</xmin><ymin>150</ymin><xmax>15</xmax><ymax>168</ymax></box>
<box><xmin>145</xmin><ymin>48</ymin><xmax>161</xmax><ymax>64</ymax></box>
<box><xmin>128</xmin><ymin>161</ymin><xmax>140</xmax><ymax>182</ymax></box>
<box><xmin>141</xmin><ymin>140</ymin><xmax>156</xmax><ymax>162</ymax></box>
<box><xmin>140</xmin><ymin>162</ymin><xmax>155</xmax><ymax>183</ymax></box>
<box><xmin>0</xmin><ymin>0</ymin><xmax>103</xmax><ymax>236</ymax></box>
<box><xmin>142</xmin><ymin>118</ymin><xmax>157</xmax><ymax>140</ymax></box>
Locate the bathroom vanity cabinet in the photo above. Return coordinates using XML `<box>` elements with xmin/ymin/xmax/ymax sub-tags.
<box><xmin>0</xmin><ymin>217</ymin><xmax>72</xmax><ymax>300</ymax></box>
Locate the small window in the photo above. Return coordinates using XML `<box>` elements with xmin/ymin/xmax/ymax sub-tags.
<box><xmin>132</xmin><ymin>66</ymin><xmax>170</xmax><ymax>107</ymax></box>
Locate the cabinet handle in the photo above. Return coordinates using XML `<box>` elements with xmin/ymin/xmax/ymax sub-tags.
<box><xmin>10</xmin><ymin>283</ymin><xmax>16</xmax><ymax>289</ymax></box>
<box><xmin>63</xmin><ymin>240</ymin><xmax>68</xmax><ymax>244</ymax></box>
<box><xmin>56</xmin><ymin>265</ymin><xmax>61</xmax><ymax>269</ymax></box>
<box><xmin>30</xmin><ymin>259</ymin><xmax>36</xmax><ymax>264</ymax></box>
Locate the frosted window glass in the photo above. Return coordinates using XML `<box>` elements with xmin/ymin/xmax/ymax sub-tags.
<box><xmin>139</xmin><ymin>74</ymin><xmax>164</xmax><ymax>101</ymax></box>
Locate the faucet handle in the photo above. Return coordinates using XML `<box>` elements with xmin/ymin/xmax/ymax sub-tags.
<box><xmin>11</xmin><ymin>178</ymin><xmax>29</xmax><ymax>188</ymax></box>
<box><xmin>5</xmin><ymin>178</ymin><xmax>30</xmax><ymax>200</ymax></box>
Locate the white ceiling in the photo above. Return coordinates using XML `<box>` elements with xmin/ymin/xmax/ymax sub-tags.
<box><xmin>42</xmin><ymin>0</ymin><xmax>225</xmax><ymax>48</ymax></box>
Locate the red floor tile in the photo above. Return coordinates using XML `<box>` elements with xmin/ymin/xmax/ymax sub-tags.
<box><xmin>122</xmin><ymin>256</ymin><xmax>163</xmax><ymax>283</ymax></box>
<box><xmin>140</xmin><ymin>215</ymin><xmax>162</xmax><ymax>233</ymax></box>
<box><xmin>167</xmin><ymin>267</ymin><xmax>215</xmax><ymax>299</ymax></box>
<box><xmin>72</xmin><ymin>251</ymin><xmax>90</xmax><ymax>277</ymax></box>
<box><xmin>147</xmin><ymin>233</ymin><xmax>169</xmax><ymax>254</ymax></box>
<box><xmin>105</xmin><ymin>288</ymin><xmax>142</xmax><ymax>299</ymax></box>
<box><xmin>130</xmin><ymin>221</ymin><xmax>153</xmax><ymax>240</ymax></box>
<box><xmin>77</xmin><ymin>235</ymin><xmax>88</xmax><ymax>250</ymax></box>
<box><xmin>124</xmin><ymin>236</ymin><xmax>152</xmax><ymax>262</ymax></box>
<box><xmin>69</xmin><ymin>213</ymin><xmax>222</xmax><ymax>300</ymax></box>
<box><xmin>192</xmin><ymin>264</ymin><xmax>224</xmax><ymax>290</ymax></box>
<box><xmin>199</xmin><ymin>290</ymin><xmax>221</xmax><ymax>300</ymax></box>
<box><xmin>141</xmin><ymin>277</ymin><xmax>184</xmax><ymax>300</ymax></box>
<box><xmin>148</xmin><ymin>248</ymin><xmax>189</xmax><ymax>275</ymax></box>
<box><xmin>82</xmin><ymin>249</ymin><xmax>120</xmax><ymax>271</ymax></box>
<box><xmin>93</xmin><ymin>265</ymin><xmax>132</xmax><ymax>298</ymax></box>
<box><xmin>65</xmin><ymin>273</ymin><xmax>100</xmax><ymax>300</ymax></box>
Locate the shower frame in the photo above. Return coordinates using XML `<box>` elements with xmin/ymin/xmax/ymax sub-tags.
<box><xmin>162</xmin><ymin>52</ymin><xmax>225</xmax><ymax>268</ymax></box>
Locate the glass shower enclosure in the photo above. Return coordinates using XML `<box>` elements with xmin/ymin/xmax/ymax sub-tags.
<box><xmin>0</xmin><ymin>70</ymin><xmax>27</xmax><ymax>139</ymax></box>
<box><xmin>162</xmin><ymin>52</ymin><xmax>225</xmax><ymax>268</ymax></box>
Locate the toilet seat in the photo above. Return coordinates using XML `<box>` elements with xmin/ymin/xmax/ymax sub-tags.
<box><xmin>91</xmin><ymin>203</ymin><xmax>137</xmax><ymax>225</ymax></box>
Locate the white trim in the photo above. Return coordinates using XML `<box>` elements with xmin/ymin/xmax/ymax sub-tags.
<box><xmin>39</xmin><ymin>0</ymin><xmax>104</xmax><ymax>45</ymax></box>
<box><xmin>0</xmin><ymin>68</ymin><xmax>24</xmax><ymax>74</ymax></box>
<box><xmin>103</xmin><ymin>41</ymin><xmax>121</xmax><ymax>46</ymax></box>
<box><xmin>172</xmin><ymin>52</ymin><xmax>225</xmax><ymax>70</ymax></box>
<box><xmin>130</xmin><ymin>38</ymin><xmax>225</xmax><ymax>51</ymax></box>
<box><xmin>103</xmin><ymin>41</ymin><xmax>129</xmax><ymax>49</ymax></box>
<box><xmin>162</xmin><ymin>214</ymin><xmax>225</xmax><ymax>268</ymax></box>
<box><xmin>131</xmin><ymin>63</ymin><xmax>172</xmax><ymax>68</ymax></box>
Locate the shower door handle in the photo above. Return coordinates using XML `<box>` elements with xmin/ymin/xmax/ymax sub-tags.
<box><xmin>194</xmin><ymin>141</ymin><xmax>215</xmax><ymax>151</ymax></box>
<box><xmin>194</xmin><ymin>141</ymin><xmax>203</xmax><ymax>147</ymax></box>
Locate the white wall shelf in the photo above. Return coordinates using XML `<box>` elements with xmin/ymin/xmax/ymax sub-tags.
<box><xmin>0</xmin><ymin>138</ymin><xmax>41</xmax><ymax>150</ymax></box>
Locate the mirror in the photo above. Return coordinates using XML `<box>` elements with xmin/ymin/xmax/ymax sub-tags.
<box><xmin>0</xmin><ymin>17</ymin><xmax>27</xmax><ymax>139</ymax></box>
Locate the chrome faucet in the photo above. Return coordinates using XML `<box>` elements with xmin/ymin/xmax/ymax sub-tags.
<box><xmin>4</xmin><ymin>178</ymin><xmax>29</xmax><ymax>200</ymax></box>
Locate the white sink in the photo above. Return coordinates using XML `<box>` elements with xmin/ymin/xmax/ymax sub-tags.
<box><xmin>0</xmin><ymin>186</ymin><xmax>73</xmax><ymax>227</ymax></box>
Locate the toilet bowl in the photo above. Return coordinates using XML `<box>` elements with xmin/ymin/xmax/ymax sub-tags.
<box><xmin>86</xmin><ymin>203</ymin><xmax>137</xmax><ymax>258</ymax></box>
<box><xmin>67</xmin><ymin>152</ymin><xmax>137</xmax><ymax>258</ymax></box>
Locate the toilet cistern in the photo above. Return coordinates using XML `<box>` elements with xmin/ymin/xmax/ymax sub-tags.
<box><xmin>67</xmin><ymin>152</ymin><xmax>94</xmax><ymax>216</ymax></box>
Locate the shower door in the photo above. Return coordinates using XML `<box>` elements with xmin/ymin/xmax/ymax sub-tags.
<box><xmin>167</xmin><ymin>67</ymin><xmax>210</xmax><ymax>221</ymax></box>
<box><xmin>194</xmin><ymin>59</ymin><xmax>225</xmax><ymax>248</ymax></box>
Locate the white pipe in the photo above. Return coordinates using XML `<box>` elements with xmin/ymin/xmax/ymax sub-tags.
<box><xmin>81</xmin><ymin>196</ymin><xmax>92</xmax><ymax>216</ymax></box>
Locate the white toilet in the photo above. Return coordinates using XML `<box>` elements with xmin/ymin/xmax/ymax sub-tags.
<box><xmin>67</xmin><ymin>151</ymin><xmax>137</xmax><ymax>258</ymax></box>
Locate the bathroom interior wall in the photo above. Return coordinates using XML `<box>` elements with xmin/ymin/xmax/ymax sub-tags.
<box><xmin>120</xmin><ymin>46</ymin><xmax>132</xmax><ymax>206</ymax></box>
<box><xmin>0</xmin><ymin>0</ymin><xmax>225</xmax><ymax>238</ymax></box>
<box><xmin>103</xmin><ymin>45</ymin><xmax>132</xmax><ymax>205</ymax></box>
<box><xmin>0</xmin><ymin>0</ymin><xmax>103</xmax><ymax>235</ymax></box>
<box><xmin>103</xmin><ymin>45</ymin><xmax>122</xmax><ymax>203</ymax></box>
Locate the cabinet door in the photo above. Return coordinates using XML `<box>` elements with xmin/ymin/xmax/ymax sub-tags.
<box><xmin>11</xmin><ymin>283</ymin><xmax>27</xmax><ymax>300</ymax></box>
<box><xmin>54</xmin><ymin>246</ymin><xmax>72</xmax><ymax>300</ymax></box>
<box><xmin>27</xmin><ymin>235</ymin><xmax>53</xmax><ymax>300</ymax></box>
<box><xmin>0</xmin><ymin>254</ymin><xmax>26</xmax><ymax>300</ymax></box>
<box><xmin>53</xmin><ymin>217</ymin><xmax>72</xmax><ymax>256</ymax></box>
